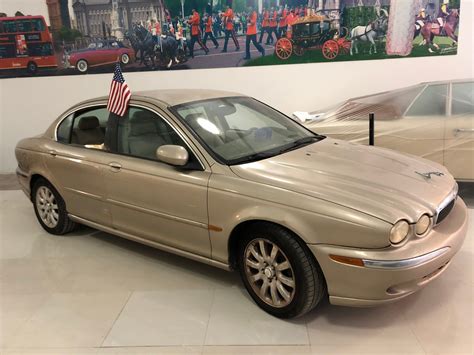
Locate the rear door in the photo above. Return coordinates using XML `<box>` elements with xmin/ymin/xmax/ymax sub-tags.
<box><xmin>45</xmin><ymin>104</ymin><xmax>113</xmax><ymax>226</ymax></box>
<box><xmin>381</xmin><ymin>83</ymin><xmax>448</xmax><ymax>164</ymax></box>
<box><xmin>444</xmin><ymin>81</ymin><xmax>474</xmax><ymax>180</ymax></box>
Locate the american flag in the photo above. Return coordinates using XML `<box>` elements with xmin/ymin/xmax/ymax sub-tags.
<box><xmin>107</xmin><ymin>63</ymin><xmax>131</xmax><ymax>117</ymax></box>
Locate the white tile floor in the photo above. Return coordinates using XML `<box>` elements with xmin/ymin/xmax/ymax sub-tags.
<box><xmin>0</xmin><ymin>189</ymin><xmax>473</xmax><ymax>355</ymax></box>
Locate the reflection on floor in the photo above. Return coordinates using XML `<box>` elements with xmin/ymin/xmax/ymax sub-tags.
<box><xmin>0</xmin><ymin>189</ymin><xmax>473</xmax><ymax>354</ymax></box>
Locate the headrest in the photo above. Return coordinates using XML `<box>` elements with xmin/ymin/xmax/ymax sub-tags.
<box><xmin>130</xmin><ymin>111</ymin><xmax>158</xmax><ymax>136</ymax></box>
<box><xmin>78</xmin><ymin>116</ymin><xmax>100</xmax><ymax>130</ymax></box>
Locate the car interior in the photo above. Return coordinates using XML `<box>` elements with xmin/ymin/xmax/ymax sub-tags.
<box><xmin>71</xmin><ymin>115</ymin><xmax>105</xmax><ymax>147</ymax></box>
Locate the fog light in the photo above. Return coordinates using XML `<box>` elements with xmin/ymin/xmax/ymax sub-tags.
<box><xmin>416</xmin><ymin>214</ymin><xmax>431</xmax><ymax>235</ymax></box>
<box><xmin>390</xmin><ymin>220</ymin><xmax>409</xmax><ymax>244</ymax></box>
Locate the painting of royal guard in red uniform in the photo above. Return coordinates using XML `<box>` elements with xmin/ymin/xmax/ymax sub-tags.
<box><xmin>267</xmin><ymin>7</ymin><xmax>278</xmax><ymax>43</ymax></box>
<box><xmin>278</xmin><ymin>7</ymin><xmax>288</xmax><ymax>39</ymax></box>
<box><xmin>244</xmin><ymin>5</ymin><xmax>265</xmax><ymax>60</ymax></box>
<box><xmin>221</xmin><ymin>5</ymin><xmax>239</xmax><ymax>52</ymax></box>
<box><xmin>258</xmin><ymin>8</ymin><xmax>270</xmax><ymax>44</ymax></box>
<box><xmin>187</xmin><ymin>8</ymin><xmax>209</xmax><ymax>58</ymax></box>
<box><xmin>203</xmin><ymin>13</ymin><xmax>219</xmax><ymax>49</ymax></box>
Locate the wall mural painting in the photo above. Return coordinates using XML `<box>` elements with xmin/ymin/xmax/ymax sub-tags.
<box><xmin>0</xmin><ymin>0</ymin><xmax>461</xmax><ymax>78</ymax></box>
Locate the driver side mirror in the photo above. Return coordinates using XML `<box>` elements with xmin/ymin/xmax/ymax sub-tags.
<box><xmin>156</xmin><ymin>145</ymin><xmax>189</xmax><ymax>167</ymax></box>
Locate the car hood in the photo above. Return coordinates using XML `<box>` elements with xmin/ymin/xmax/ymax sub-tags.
<box><xmin>230</xmin><ymin>138</ymin><xmax>456</xmax><ymax>224</ymax></box>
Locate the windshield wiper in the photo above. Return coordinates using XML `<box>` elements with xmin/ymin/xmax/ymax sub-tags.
<box><xmin>230</xmin><ymin>136</ymin><xmax>321</xmax><ymax>165</ymax></box>
<box><xmin>278</xmin><ymin>136</ymin><xmax>319</xmax><ymax>154</ymax></box>
<box><xmin>230</xmin><ymin>151</ymin><xmax>275</xmax><ymax>165</ymax></box>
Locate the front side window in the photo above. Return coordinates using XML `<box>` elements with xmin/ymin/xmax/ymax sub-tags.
<box><xmin>173</xmin><ymin>97</ymin><xmax>321</xmax><ymax>164</ymax></box>
<box><xmin>406</xmin><ymin>84</ymin><xmax>448</xmax><ymax>116</ymax></box>
<box><xmin>2</xmin><ymin>21</ymin><xmax>17</xmax><ymax>33</ymax></box>
<box><xmin>116</xmin><ymin>107</ymin><xmax>201</xmax><ymax>168</ymax></box>
<box><xmin>452</xmin><ymin>82</ymin><xmax>474</xmax><ymax>115</ymax></box>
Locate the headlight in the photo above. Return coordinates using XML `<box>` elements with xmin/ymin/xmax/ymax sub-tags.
<box><xmin>416</xmin><ymin>214</ymin><xmax>431</xmax><ymax>235</ymax></box>
<box><xmin>390</xmin><ymin>220</ymin><xmax>409</xmax><ymax>244</ymax></box>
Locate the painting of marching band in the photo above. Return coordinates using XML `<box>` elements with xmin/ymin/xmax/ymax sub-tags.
<box><xmin>0</xmin><ymin>0</ymin><xmax>461</xmax><ymax>78</ymax></box>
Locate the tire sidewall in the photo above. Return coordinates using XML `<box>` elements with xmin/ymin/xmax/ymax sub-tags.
<box><xmin>121</xmin><ymin>53</ymin><xmax>130</xmax><ymax>65</ymax></box>
<box><xmin>32</xmin><ymin>179</ymin><xmax>70</xmax><ymax>235</ymax></box>
<box><xmin>76</xmin><ymin>59</ymin><xmax>88</xmax><ymax>73</ymax></box>
<box><xmin>238</xmin><ymin>225</ymin><xmax>320</xmax><ymax>318</ymax></box>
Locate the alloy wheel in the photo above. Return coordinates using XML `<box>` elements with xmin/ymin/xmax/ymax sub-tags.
<box><xmin>35</xmin><ymin>186</ymin><xmax>59</xmax><ymax>228</ymax></box>
<box><xmin>244</xmin><ymin>238</ymin><xmax>296</xmax><ymax>308</ymax></box>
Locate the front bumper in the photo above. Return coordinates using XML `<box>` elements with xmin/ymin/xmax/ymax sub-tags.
<box><xmin>309</xmin><ymin>197</ymin><xmax>468</xmax><ymax>307</ymax></box>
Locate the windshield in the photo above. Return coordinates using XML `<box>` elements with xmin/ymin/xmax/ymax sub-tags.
<box><xmin>173</xmin><ymin>97</ymin><xmax>322</xmax><ymax>165</ymax></box>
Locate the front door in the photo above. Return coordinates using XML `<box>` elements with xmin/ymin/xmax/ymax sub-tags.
<box><xmin>104</xmin><ymin>106</ymin><xmax>212</xmax><ymax>257</ymax></box>
<box><xmin>444</xmin><ymin>81</ymin><xmax>474</xmax><ymax>181</ymax></box>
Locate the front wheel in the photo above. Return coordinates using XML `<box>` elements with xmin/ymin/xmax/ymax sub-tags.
<box><xmin>275</xmin><ymin>38</ymin><xmax>293</xmax><ymax>60</ymax></box>
<box><xmin>32</xmin><ymin>178</ymin><xmax>77</xmax><ymax>235</ymax></box>
<box><xmin>238</xmin><ymin>222</ymin><xmax>326</xmax><ymax>318</ymax></box>
<box><xmin>76</xmin><ymin>59</ymin><xmax>88</xmax><ymax>73</ymax></box>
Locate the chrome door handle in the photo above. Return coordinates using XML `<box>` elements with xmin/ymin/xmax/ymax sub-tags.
<box><xmin>48</xmin><ymin>150</ymin><xmax>57</xmax><ymax>157</ymax></box>
<box><xmin>108</xmin><ymin>162</ymin><xmax>122</xmax><ymax>172</ymax></box>
<box><xmin>454</xmin><ymin>128</ymin><xmax>474</xmax><ymax>135</ymax></box>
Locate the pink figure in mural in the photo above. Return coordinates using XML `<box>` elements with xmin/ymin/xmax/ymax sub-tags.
<box><xmin>385</xmin><ymin>0</ymin><xmax>420</xmax><ymax>56</ymax></box>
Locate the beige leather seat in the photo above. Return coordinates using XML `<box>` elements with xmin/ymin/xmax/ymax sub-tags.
<box><xmin>72</xmin><ymin>116</ymin><xmax>105</xmax><ymax>146</ymax></box>
<box><xmin>128</xmin><ymin>111</ymin><xmax>166</xmax><ymax>159</ymax></box>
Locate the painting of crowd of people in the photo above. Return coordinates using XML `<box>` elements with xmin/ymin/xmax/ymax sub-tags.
<box><xmin>0</xmin><ymin>0</ymin><xmax>461</xmax><ymax>78</ymax></box>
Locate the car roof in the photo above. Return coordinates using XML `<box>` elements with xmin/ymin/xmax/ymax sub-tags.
<box><xmin>88</xmin><ymin>89</ymin><xmax>244</xmax><ymax>107</ymax></box>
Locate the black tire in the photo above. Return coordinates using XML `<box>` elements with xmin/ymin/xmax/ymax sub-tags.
<box><xmin>27</xmin><ymin>61</ymin><xmax>38</xmax><ymax>75</ymax></box>
<box><xmin>238</xmin><ymin>222</ymin><xmax>326</xmax><ymax>318</ymax></box>
<box><xmin>32</xmin><ymin>178</ymin><xmax>77</xmax><ymax>235</ymax></box>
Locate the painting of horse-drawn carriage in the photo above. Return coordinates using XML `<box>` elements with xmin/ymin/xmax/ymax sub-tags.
<box><xmin>274</xmin><ymin>15</ymin><xmax>351</xmax><ymax>60</ymax></box>
<box><xmin>0</xmin><ymin>0</ymin><xmax>463</xmax><ymax>79</ymax></box>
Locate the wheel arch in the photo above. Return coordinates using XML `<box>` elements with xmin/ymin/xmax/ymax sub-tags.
<box><xmin>227</xmin><ymin>219</ymin><xmax>323</xmax><ymax>273</ymax></box>
<box><xmin>29</xmin><ymin>174</ymin><xmax>57</xmax><ymax>201</ymax></box>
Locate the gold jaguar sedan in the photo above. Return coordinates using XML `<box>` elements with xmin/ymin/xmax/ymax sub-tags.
<box><xmin>15</xmin><ymin>90</ymin><xmax>468</xmax><ymax>318</ymax></box>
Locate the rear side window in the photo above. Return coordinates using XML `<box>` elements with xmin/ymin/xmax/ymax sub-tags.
<box><xmin>406</xmin><ymin>84</ymin><xmax>448</xmax><ymax>116</ymax></box>
<box><xmin>452</xmin><ymin>82</ymin><xmax>474</xmax><ymax>115</ymax></box>
<box><xmin>71</xmin><ymin>107</ymin><xmax>109</xmax><ymax>148</ymax></box>
<box><xmin>56</xmin><ymin>106</ymin><xmax>110</xmax><ymax>149</ymax></box>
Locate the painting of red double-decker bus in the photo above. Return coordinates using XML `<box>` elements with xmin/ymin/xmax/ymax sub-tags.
<box><xmin>0</xmin><ymin>15</ymin><xmax>58</xmax><ymax>74</ymax></box>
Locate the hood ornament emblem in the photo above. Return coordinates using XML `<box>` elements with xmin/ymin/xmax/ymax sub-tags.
<box><xmin>415</xmin><ymin>171</ymin><xmax>444</xmax><ymax>179</ymax></box>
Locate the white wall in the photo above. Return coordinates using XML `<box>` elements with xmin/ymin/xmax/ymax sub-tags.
<box><xmin>0</xmin><ymin>1</ymin><xmax>473</xmax><ymax>173</ymax></box>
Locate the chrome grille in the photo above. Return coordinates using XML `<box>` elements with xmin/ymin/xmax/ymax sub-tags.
<box><xmin>435</xmin><ymin>185</ymin><xmax>458</xmax><ymax>225</ymax></box>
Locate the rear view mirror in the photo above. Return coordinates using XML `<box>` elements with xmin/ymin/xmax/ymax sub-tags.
<box><xmin>156</xmin><ymin>145</ymin><xmax>189</xmax><ymax>167</ymax></box>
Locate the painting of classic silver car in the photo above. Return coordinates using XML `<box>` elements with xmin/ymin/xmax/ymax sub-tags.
<box><xmin>299</xmin><ymin>80</ymin><xmax>474</xmax><ymax>182</ymax></box>
<box><xmin>15</xmin><ymin>90</ymin><xmax>468</xmax><ymax>318</ymax></box>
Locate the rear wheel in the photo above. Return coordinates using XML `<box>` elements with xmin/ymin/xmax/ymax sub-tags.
<box><xmin>293</xmin><ymin>45</ymin><xmax>305</xmax><ymax>56</ymax></box>
<box><xmin>121</xmin><ymin>53</ymin><xmax>130</xmax><ymax>65</ymax></box>
<box><xmin>26</xmin><ymin>61</ymin><xmax>38</xmax><ymax>75</ymax></box>
<box><xmin>32</xmin><ymin>178</ymin><xmax>77</xmax><ymax>235</ymax></box>
<box><xmin>238</xmin><ymin>222</ymin><xmax>326</xmax><ymax>318</ymax></box>
<box><xmin>76</xmin><ymin>59</ymin><xmax>88</xmax><ymax>73</ymax></box>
